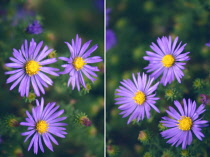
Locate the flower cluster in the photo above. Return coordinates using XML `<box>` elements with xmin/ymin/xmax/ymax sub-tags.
<box><xmin>4</xmin><ymin>34</ymin><xmax>103</xmax><ymax>154</ymax></box>
<box><xmin>115</xmin><ymin>36</ymin><xmax>208</xmax><ymax>150</ymax></box>
<box><xmin>5</xmin><ymin>35</ymin><xmax>103</xmax><ymax>96</ymax></box>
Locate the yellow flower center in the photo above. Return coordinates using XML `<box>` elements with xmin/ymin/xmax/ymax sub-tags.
<box><xmin>178</xmin><ymin>116</ymin><xmax>192</xmax><ymax>131</ymax></box>
<box><xmin>72</xmin><ymin>57</ymin><xmax>86</xmax><ymax>71</ymax></box>
<box><xmin>162</xmin><ymin>54</ymin><xmax>175</xmax><ymax>68</ymax></box>
<box><xmin>36</xmin><ymin>120</ymin><xmax>49</xmax><ymax>134</ymax></box>
<box><xmin>25</xmin><ymin>60</ymin><xmax>41</xmax><ymax>76</ymax></box>
<box><xmin>132</xmin><ymin>90</ymin><xmax>146</xmax><ymax>105</ymax></box>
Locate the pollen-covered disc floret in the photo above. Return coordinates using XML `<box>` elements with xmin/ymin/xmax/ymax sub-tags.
<box><xmin>133</xmin><ymin>90</ymin><xmax>146</xmax><ymax>105</ymax></box>
<box><xmin>20</xmin><ymin>98</ymin><xmax>68</xmax><ymax>154</ymax></box>
<box><xmin>36</xmin><ymin>120</ymin><xmax>48</xmax><ymax>134</ymax></box>
<box><xmin>143</xmin><ymin>36</ymin><xmax>190</xmax><ymax>86</ymax></box>
<box><xmin>59</xmin><ymin>34</ymin><xmax>103</xmax><ymax>91</ymax></box>
<box><xmin>178</xmin><ymin>116</ymin><xmax>192</xmax><ymax>131</ymax></box>
<box><xmin>73</xmin><ymin>57</ymin><xmax>86</xmax><ymax>71</ymax></box>
<box><xmin>160</xmin><ymin>98</ymin><xmax>208</xmax><ymax>149</ymax></box>
<box><xmin>25</xmin><ymin>60</ymin><xmax>41</xmax><ymax>76</ymax></box>
<box><xmin>115</xmin><ymin>72</ymin><xmax>160</xmax><ymax>124</ymax></box>
<box><xmin>162</xmin><ymin>54</ymin><xmax>175</xmax><ymax>68</ymax></box>
<box><xmin>5</xmin><ymin>38</ymin><xmax>59</xmax><ymax>97</ymax></box>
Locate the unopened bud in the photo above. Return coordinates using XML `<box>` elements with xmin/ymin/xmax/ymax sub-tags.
<box><xmin>80</xmin><ymin>116</ymin><xmax>92</xmax><ymax>127</ymax></box>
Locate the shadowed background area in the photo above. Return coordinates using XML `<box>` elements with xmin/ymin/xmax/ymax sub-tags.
<box><xmin>0</xmin><ymin>0</ymin><xmax>104</xmax><ymax>156</ymax></box>
<box><xmin>107</xmin><ymin>0</ymin><xmax>210</xmax><ymax>157</ymax></box>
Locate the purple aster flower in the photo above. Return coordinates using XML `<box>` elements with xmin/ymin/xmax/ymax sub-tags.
<box><xmin>5</xmin><ymin>38</ymin><xmax>59</xmax><ymax>97</ymax></box>
<box><xmin>26</xmin><ymin>20</ymin><xmax>43</xmax><ymax>34</ymax></box>
<box><xmin>115</xmin><ymin>72</ymin><xmax>160</xmax><ymax>124</ymax></box>
<box><xmin>106</xmin><ymin>29</ymin><xmax>117</xmax><ymax>51</ymax></box>
<box><xmin>205</xmin><ymin>41</ymin><xmax>210</xmax><ymax>47</ymax></box>
<box><xmin>59</xmin><ymin>34</ymin><xmax>103</xmax><ymax>91</ymax></box>
<box><xmin>143</xmin><ymin>36</ymin><xmax>190</xmax><ymax>86</ymax></box>
<box><xmin>160</xmin><ymin>98</ymin><xmax>208</xmax><ymax>149</ymax></box>
<box><xmin>20</xmin><ymin>98</ymin><xmax>67</xmax><ymax>154</ymax></box>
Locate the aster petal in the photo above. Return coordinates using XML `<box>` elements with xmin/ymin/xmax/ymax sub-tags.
<box><xmin>65</xmin><ymin>42</ymin><xmax>74</xmax><ymax>57</ymax></box>
<box><xmin>85</xmin><ymin>56</ymin><xmax>103</xmax><ymax>63</ymax></box>
<box><xmin>48</xmin><ymin>117</ymin><xmax>67</xmax><ymax>123</ymax></box>
<box><xmin>132</xmin><ymin>105</ymin><xmax>145</xmax><ymax>123</ymax></box>
<box><xmin>20</xmin><ymin>122</ymin><xmax>35</xmax><ymax>127</ymax></box>
<box><xmin>42</xmin><ymin>102</ymin><xmax>56</xmax><ymax>119</ymax></box>
<box><xmin>32</xmin><ymin>107</ymin><xmax>38</xmax><ymax>122</ymax></box>
<box><xmin>34</xmin><ymin>75</ymin><xmax>45</xmax><ymax>95</ymax></box>
<box><xmin>31</xmin><ymin>76</ymin><xmax>40</xmax><ymax>96</ymax></box>
<box><xmin>78</xmin><ymin>40</ymin><xmax>91</xmax><ymax>56</ymax></box>
<box><xmin>174</xmin><ymin>100</ymin><xmax>185</xmax><ymax>116</ymax></box>
<box><xmin>22</xmin><ymin>40</ymin><xmax>28</xmax><ymax>60</ymax></box>
<box><xmin>35</xmin><ymin>74</ymin><xmax>49</xmax><ymax>88</ymax></box>
<box><xmin>59</xmin><ymin>65</ymin><xmax>73</xmax><ymax>75</ymax></box>
<box><xmin>48</xmin><ymin>128</ymin><xmax>67</xmax><ymax>138</ymax></box>
<box><xmin>39</xmin><ymin>58</ymin><xmax>57</xmax><ymax>65</ymax></box>
<box><xmin>47</xmin><ymin>133</ymin><xmax>59</xmax><ymax>145</ymax></box>
<box><xmin>38</xmin><ymin>135</ymin><xmax>44</xmax><ymax>153</ymax></box>
<box><xmin>13</xmin><ymin>49</ymin><xmax>25</xmax><ymax>62</ymax></box>
<box><xmin>38</xmin><ymin>71</ymin><xmax>53</xmax><ymax>85</ymax></box>
<box><xmin>32</xmin><ymin>41</ymin><xmax>43</xmax><ymax>60</ymax></box>
<box><xmin>166</xmin><ymin>110</ymin><xmax>179</xmax><ymax>120</ymax></box>
<box><xmin>78</xmin><ymin>71</ymin><xmax>86</xmax><ymax>88</ymax></box>
<box><xmin>175</xmin><ymin>52</ymin><xmax>190</xmax><ymax>61</ymax></box>
<box><xmin>18</xmin><ymin>75</ymin><xmax>28</xmax><ymax>97</ymax></box>
<box><xmin>9</xmin><ymin>57</ymin><xmax>24</xmax><ymax>64</ymax></box>
<box><xmin>5</xmin><ymin>63</ymin><xmax>23</xmax><ymax>68</ymax></box>
<box><xmin>81</xmin><ymin>68</ymin><xmax>97</xmax><ymax>83</ymax></box>
<box><xmin>36</xmin><ymin>47</ymin><xmax>53</xmax><ymax>62</ymax></box>
<box><xmin>49</xmin><ymin>123</ymin><xmax>68</xmax><ymax>127</ymax></box>
<box><xmin>119</xmin><ymin>105</ymin><xmax>136</xmax><ymax>118</ymax></box>
<box><xmin>43</xmin><ymin>133</ymin><xmax>54</xmax><ymax>152</ymax></box>
<box><xmin>82</xmin><ymin>44</ymin><xmax>98</xmax><ymax>58</ymax></box>
<box><xmin>169</xmin><ymin>106</ymin><xmax>181</xmax><ymax>119</ymax></box>
<box><xmin>27</xmin><ymin>132</ymin><xmax>37</xmax><ymax>152</ymax></box>
<box><xmin>150</xmin><ymin>42</ymin><xmax>164</xmax><ymax>56</ymax></box>
<box><xmin>21</xmin><ymin>130</ymin><xmax>35</xmax><ymax>142</ymax></box>
<box><xmin>40</xmin><ymin>67</ymin><xmax>59</xmax><ymax>76</ymax></box>
<box><xmin>33</xmin><ymin>133</ymin><xmax>39</xmax><ymax>154</ymax></box>
<box><xmin>59</xmin><ymin>56</ymin><xmax>69</xmax><ymax>61</ymax></box>
<box><xmin>147</xmin><ymin>101</ymin><xmax>160</xmax><ymax>113</ymax></box>
<box><xmin>174</xmin><ymin>43</ymin><xmax>187</xmax><ymax>56</ymax></box>
<box><xmin>44</xmin><ymin>105</ymin><xmax>60</xmax><ymax>120</ymax></box>
<box><xmin>6</xmin><ymin>70</ymin><xmax>24</xmax><ymax>83</ymax></box>
<box><xmin>28</xmin><ymin>38</ymin><xmax>37</xmax><ymax>58</ymax></box>
<box><xmin>47</xmin><ymin>110</ymin><xmax>64</xmax><ymax>121</ymax></box>
<box><xmin>191</xmin><ymin>126</ymin><xmax>204</xmax><ymax>141</ymax></box>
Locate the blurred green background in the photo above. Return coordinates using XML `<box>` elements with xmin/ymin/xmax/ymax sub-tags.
<box><xmin>0</xmin><ymin>0</ymin><xmax>104</xmax><ymax>156</ymax></box>
<box><xmin>107</xmin><ymin>0</ymin><xmax>210</xmax><ymax>157</ymax></box>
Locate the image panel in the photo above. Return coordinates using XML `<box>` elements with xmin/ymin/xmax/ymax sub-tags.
<box><xmin>106</xmin><ymin>1</ymin><xmax>210</xmax><ymax>157</ymax></box>
<box><xmin>0</xmin><ymin>0</ymin><xmax>104</xmax><ymax>157</ymax></box>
